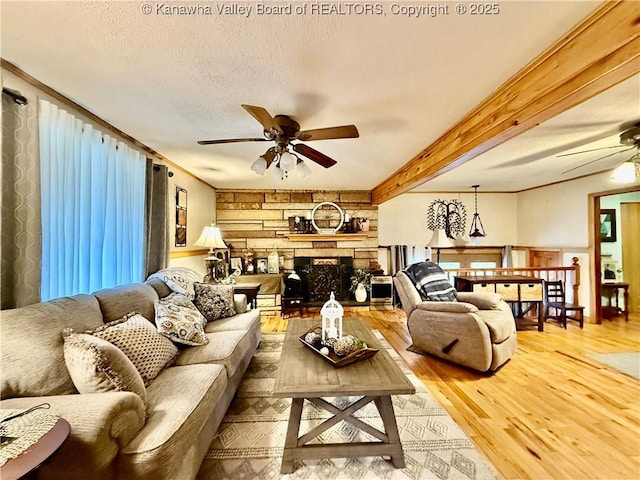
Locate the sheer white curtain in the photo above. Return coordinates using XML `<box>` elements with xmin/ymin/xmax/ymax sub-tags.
<box><xmin>38</xmin><ymin>100</ymin><xmax>146</xmax><ymax>300</ymax></box>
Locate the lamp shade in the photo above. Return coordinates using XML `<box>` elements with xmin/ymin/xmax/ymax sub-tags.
<box><xmin>194</xmin><ymin>224</ymin><xmax>227</xmax><ymax>252</ymax></box>
<box><xmin>296</xmin><ymin>159</ymin><xmax>312</xmax><ymax>178</ymax></box>
<box><xmin>251</xmin><ymin>156</ymin><xmax>267</xmax><ymax>175</ymax></box>
<box><xmin>427</xmin><ymin>229</ymin><xmax>453</xmax><ymax>248</ymax></box>
<box><xmin>279</xmin><ymin>150</ymin><xmax>297</xmax><ymax>171</ymax></box>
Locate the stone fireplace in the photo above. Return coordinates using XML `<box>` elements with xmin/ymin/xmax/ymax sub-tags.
<box><xmin>293</xmin><ymin>256</ymin><xmax>354</xmax><ymax>305</ymax></box>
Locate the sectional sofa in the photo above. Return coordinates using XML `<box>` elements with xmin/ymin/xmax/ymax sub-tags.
<box><xmin>0</xmin><ymin>274</ymin><xmax>261</xmax><ymax>479</ymax></box>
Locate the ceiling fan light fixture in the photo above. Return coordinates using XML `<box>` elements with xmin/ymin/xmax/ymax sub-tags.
<box><xmin>279</xmin><ymin>150</ymin><xmax>297</xmax><ymax>172</ymax></box>
<box><xmin>251</xmin><ymin>156</ymin><xmax>267</xmax><ymax>175</ymax></box>
<box><xmin>271</xmin><ymin>164</ymin><xmax>284</xmax><ymax>181</ymax></box>
<box><xmin>296</xmin><ymin>158</ymin><xmax>311</xmax><ymax>178</ymax></box>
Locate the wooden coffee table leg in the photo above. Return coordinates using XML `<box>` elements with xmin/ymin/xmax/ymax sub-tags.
<box><xmin>281</xmin><ymin>397</ymin><xmax>304</xmax><ymax>474</ymax></box>
<box><xmin>375</xmin><ymin>395</ymin><xmax>405</xmax><ymax>468</ymax></box>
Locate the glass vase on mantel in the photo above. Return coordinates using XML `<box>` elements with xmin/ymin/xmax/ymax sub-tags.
<box><xmin>355</xmin><ymin>283</ymin><xmax>368</xmax><ymax>302</ymax></box>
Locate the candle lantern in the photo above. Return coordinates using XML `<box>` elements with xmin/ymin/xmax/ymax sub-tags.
<box><xmin>320</xmin><ymin>292</ymin><xmax>343</xmax><ymax>342</ymax></box>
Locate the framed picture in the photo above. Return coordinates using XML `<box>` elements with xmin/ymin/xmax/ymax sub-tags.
<box><xmin>267</xmin><ymin>252</ymin><xmax>280</xmax><ymax>274</ymax></box>
<box><xmin>602</xmin><ymin>259</ymin><xmax>619</xmax><ymax>281</ymax></box>
<box><xmin>175</xmin><ymin>186</ymin><xmax>187</xmax><ymax>247</ymax></box>
<box><xmin>256</xmin><ymin>258</ymin><xmax>268</xmax><ymax>274</ymax></box>
<box><xmin>600</xmin><ymin>209</ymin><xmax>616</xmax><ymax>242</ymax></box>
<box><xmin>230</xmin><ymin>257</ymin><xmax>243</xmax><ymax>274</ymax></box>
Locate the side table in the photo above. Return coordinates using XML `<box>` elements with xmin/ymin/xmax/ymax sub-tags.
<box><xmin>1</xmin><ymin>417</ymin><xmax>70</xmax><ymax>480</ymax></box>
<box><xmin>232</xmin><ymin>283</ymin><xmax>261</xmax><ymax>309</ymax></box>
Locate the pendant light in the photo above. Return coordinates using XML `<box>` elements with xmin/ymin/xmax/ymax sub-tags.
<box><xmin>469</xmin><ymin>185</ymin><xmax>486</xmax><ymax>244</ymax></box>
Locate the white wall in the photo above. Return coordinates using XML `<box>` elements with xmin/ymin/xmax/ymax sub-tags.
<box><xmin>378</xmin><ymin>192</ymin><xmax>518</xmax><ymax>246</ymax></box>
<box><xmin>166</xmin><ymin>169</ymin><xmax>217</xmax><ymax>270</ymax></box>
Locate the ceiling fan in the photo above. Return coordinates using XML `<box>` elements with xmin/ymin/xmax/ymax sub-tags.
<box><xmin>198</xmin><ymin>104</ymin><xmax>359</xmax><ymax>179</ymax></box>
<box><xmin>560</xmin><ymin>123</ymin><xmax>640</xmax><ymax>176</ymax></box>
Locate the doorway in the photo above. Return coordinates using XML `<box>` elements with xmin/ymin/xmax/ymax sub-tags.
<box><xmin>590</xmin><ymin>187</ymin><xmax>640</xmax><ymax>323</ymax></box>
<box><xmin>621</xmin><ymin>202</ymin><xmax>639</xmax><ymax>314</ymax></box>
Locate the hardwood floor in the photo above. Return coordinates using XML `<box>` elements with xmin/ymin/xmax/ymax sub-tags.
<box><xmin>261</xmin><ymin>309</ymin><xmax>640</xmax><ymax>480</ymax></box>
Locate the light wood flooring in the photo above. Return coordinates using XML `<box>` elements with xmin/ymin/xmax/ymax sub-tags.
<box><xmin>261</xmin><ymin>309</ymin><xmax>640</xmax><ymax>480</ymax></box>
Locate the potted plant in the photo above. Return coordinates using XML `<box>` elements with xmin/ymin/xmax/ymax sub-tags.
<box><xmin>350</xmin><ymin>268</ymin><xmax>372</xmax><ymax>302</ymax></box>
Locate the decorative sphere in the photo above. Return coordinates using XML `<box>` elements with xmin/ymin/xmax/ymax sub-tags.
<box><xmin>333</xmin><ymin>335</ymin><xmax>367</xmax><ymax>356</ymax></box>
<box><xmin>304</xmin><ymin>332</ymin><xmax>322</xmax><ymax>348</ymax></box>
<box><xmin>320</xmin><ymin>347</ymin><xmax>330</xmax><ymax>355</ymax></box>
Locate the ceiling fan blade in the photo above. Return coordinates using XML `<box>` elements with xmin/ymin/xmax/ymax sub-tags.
<box><xmin>292</xmin><ymin>143</ymin><xmax>337</xmax><ymax>168</ymax></box>
<box><xmin>241</xmin><ymin>104</ymin><xmax>281</xmax><ymax>133</ymax></box>
<box><xmin>557</xmin><ymin>145</ymin><xmax>628</xmax><ymax>158</ymax></box>
<box><xmin>197</xmin><ymin>138</ymin><xmax>267</xmax><ymax>145</ymax></box>
<box><xmin>296</xmin><ymin>125</ymin><xmax>359</xmax><ymax>141</ymax></box>
<box><xmin>562</xmin><ymin>146</ymin><xmax>635</xmax><ymax>174</ymax></box>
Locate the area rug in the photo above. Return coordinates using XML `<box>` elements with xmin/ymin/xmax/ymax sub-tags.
<box><xmin>587</xmin><ymin>352</ymin><xmax>640</xmax><ymax>380</ymax></box>
<box><xmin>197</xmin><ymin>332</ymin><xmax>500</xmax><ymax>480</ymax></box>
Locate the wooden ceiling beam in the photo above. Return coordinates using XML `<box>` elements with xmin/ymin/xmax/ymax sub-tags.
<box><xmin>371</xmin><ymin>1</ymin><xmax>640</xmax><ymax>205</ymax></box>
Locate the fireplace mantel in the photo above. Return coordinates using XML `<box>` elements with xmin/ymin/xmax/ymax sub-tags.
<box><xmin>285</xmin><ymin>233</ymin><xmax>368</xmax><ymax>242</ymax></box>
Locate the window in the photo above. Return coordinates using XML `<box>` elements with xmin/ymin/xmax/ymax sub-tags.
<box><xmin>438</xmin><ymin>249</ymin><xmax>503</xmax><ymax>270</ymax></box>
<box><xmin>38</xmin><ymin>100</ymin><xmax>146</xmax><ymax>300</ymax></box>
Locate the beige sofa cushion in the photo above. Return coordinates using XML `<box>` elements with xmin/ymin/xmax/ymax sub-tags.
<box><xmin>118</xmin><ymin>364</ymin><xmax>227</xmax><ymax>478</ymax></box>
<box><xmin>1</xmin><ymin>295</ymin><xmax>104</xmax><ymax>398</ymax></box>
<box><xmin>63</xmin><ymin>332</ymin><xmax>148</xmax><ymax>405</ymax></box>
<box><xmin>203</xmin><ymin>309</ymin><xmax>260</xmax><ymax>334</ymax></box>
<box><xmin>173</xmin><ymin>330</ymin><xmax>254</xmax><ymax>378</ymax></box>
<box><xmin>90</xmin><ymin>313</ymin><xmax>178</xmax><ymax>386</ymax></box>
<box><xmin>93</xmin><ymin>283</ymin><xmax>159</xmax><ymax>323</ymax></box>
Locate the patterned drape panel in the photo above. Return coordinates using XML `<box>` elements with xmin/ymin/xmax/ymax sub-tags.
<box><xmin>1</xmin><ymin>93</ymin><xmax>42</xmax><ymax>309</ymax></box>
<box><xmin>144</xmin><ymin>161</ymin><xmax>169</xmax><ymax>278</ymax></box>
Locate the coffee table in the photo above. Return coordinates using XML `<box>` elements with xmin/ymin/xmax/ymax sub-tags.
<box><xmin>273</xmin><ymin>317</ymin><xmax>415</xmax><ymax>474</ymax></box>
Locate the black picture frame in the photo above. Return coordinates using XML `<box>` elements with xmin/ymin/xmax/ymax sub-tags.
<box><xmin>256</xmin><ymin>258</ymin><xmax>268</xmax><ymax>274</ymax></box>
<box><xmin>600</xmin><ymin>209</ymin><xmax>616</xmax><ymax>242</ymax></box>
<box><xmin>175</xmin><ymin>186</ymin><xmax>187</xmax><ymax>247</ymax></box>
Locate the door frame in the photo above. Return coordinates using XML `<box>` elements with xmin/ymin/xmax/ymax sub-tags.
<box><xmin>589</xmin><ymin>185</ymin><xmax>640</xmax><ymax>323</ymax></box>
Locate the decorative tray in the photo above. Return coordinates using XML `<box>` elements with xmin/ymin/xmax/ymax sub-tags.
<box><xmin>298</xmin><ymin>326</ymin><xmax>379</xmax><ymax>368</ymax></box>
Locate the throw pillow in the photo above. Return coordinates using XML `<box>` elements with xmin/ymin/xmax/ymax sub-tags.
<box><xmin>404</xmin><ymin>261</ymin><xmax>457</xmax><ymax>302</ymax></box>
<box><xmin>89</xmin><ymin>312</ymin><xmax>178</xmax><ymax>386</ymax></box>
<box><xmin>154</xmin><ymin>296</ymin><xmax>209</xmax><ymax>346</ymax></box>
<box><xmin>146</xmin><ymin>267</ymin><xmax>204</xmax><ymax>299</ymax></box>
<box><xmin>193</xmin><ymin>283</ymin><xmax>236</xmax><ymax>322</ymax></box>
<box><xmin>62</xmin><ymin>331</ymin><xmax>148</xmax><ymax>404</ymax></box>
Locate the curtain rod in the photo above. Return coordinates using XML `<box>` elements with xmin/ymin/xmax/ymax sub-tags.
<box><xmin>2</xmin><ymin>87</ymin><xmax>28</xmax><ymax>105</ymax></box>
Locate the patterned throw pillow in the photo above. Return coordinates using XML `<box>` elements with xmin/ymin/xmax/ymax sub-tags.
<box><xmin>404</xmin><ymin>261</ymin><xmax>457</xmax><ymax>301</ymax></box>
<box><xmin>62</xmin><ymin>331</ymin><xmax>148</xmax><ymax>404</ymax></box>
<box><xmin>89</xmin><ymin>313</ymin><xmax>178</xmax><ymax>386</ymax></box>
<box><xmin>147</xmin><ymin>267</ymin><xmax>204</xmax><ymax>299</ymax></box>
<box><xmin>154</xmin><ymin>295</ymin><xmax>208</xmax><ymax>346</ymax></box>
<box><xmin>193</xmin><ymin>283</ymin><xmax>236</xmax><ymax>322</ymax></box>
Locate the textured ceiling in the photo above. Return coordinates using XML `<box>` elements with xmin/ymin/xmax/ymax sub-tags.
<box><xmin>2</xmin><ymin>1</ymin><xmax>635</xmax><ymax>193</ymax></box>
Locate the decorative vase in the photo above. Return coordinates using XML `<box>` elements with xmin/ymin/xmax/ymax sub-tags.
<box><xmin>355</xmin><ymin>283</ymin><xmax>367</xmax><ymax>302</ymax></box>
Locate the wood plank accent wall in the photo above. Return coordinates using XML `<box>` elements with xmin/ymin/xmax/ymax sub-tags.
<box><xmin>216</xmin><ymin>190</ymin><xmax>379</xmax><ymax>273</ymax></box>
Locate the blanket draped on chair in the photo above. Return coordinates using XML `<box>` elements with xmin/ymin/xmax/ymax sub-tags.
<box><xmin>403</xmin><ymin>262</ymin><xmax>457</xmax><ymax>302</ymax></box>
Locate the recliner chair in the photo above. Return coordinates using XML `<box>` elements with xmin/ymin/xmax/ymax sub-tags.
<box><xmin>394</xmin><ymin>270</ymin><xmax>518</xmax><ymax>372</ymax></box>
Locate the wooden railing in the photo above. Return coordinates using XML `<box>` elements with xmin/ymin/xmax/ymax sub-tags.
<box><xmin>443</xmin><ymin>257</ymin><xmax>581</xmax><ymax>304</ymax></box>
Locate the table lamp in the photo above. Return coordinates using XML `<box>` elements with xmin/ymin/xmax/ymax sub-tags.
<box><xmin>194</xmin><ymin>223</ymin><xmax>228</xmax><ymax>281</ymax></box>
